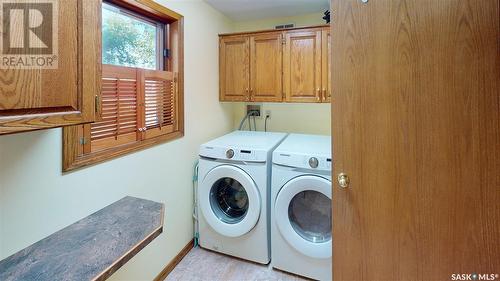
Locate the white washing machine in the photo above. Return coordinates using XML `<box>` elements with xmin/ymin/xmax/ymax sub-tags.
<box><xmin>198</xmin><ymin>130</ymin><xmax>287</xmax><ymax>264</ymax></box>
<box><xmin>271</xmin><ymin>134</ymin><xmax>332</xmax><ymax>280</ymax></box>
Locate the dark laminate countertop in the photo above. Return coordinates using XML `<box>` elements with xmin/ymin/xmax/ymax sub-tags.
<box><xmin>0</xmin><ymin>196</ymin><xmax>164</xmax><ymax>281</ymax></box>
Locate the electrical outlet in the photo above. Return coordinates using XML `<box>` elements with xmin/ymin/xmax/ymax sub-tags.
<box><xmin>265</xmin><ymin>110</ymin><xmax>271</xmax><ymax>118</ymax></box>
<box><xmin>246</xmin><ymin>104</ymin><xmax>261</xmax><ymax>117</ymax></box>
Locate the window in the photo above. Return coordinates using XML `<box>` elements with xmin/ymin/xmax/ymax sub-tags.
<box><xmin>62</xmin><ymin>0</ymin><xmax>184</xmax><ymax>171</ymax></box>
<box><xmin>102</xmin><ymin>2</ymin><xmax>163</xmax><ymax>70</ymax></box>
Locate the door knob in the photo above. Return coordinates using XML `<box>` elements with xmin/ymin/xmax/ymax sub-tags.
<box><xmin>337</xmin><ymin>173</ymin><xmax>350</xmax><ymax>188</ymax></box>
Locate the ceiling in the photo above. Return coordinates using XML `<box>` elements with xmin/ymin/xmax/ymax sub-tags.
<box><xmin>204</xmin><ymin>0</ymin><xmax>329</xmax><ymax>22</ymax></box>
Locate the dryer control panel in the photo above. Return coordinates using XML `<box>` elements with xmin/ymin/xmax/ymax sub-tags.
<box><xmin>273</xmin><ymin>152</ymin><xmax>332</xmax><ymax>171</ymax></box>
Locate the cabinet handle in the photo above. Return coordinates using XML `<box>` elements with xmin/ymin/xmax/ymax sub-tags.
<box><xmin>316</xmin><ymin>88</ymin><xmax>321</xmax><ymax>101</ymax></box>
<box><xmin>95</xmin><ymin>95</ymin><xmax>100</xmax><ymax>113</ymax></box>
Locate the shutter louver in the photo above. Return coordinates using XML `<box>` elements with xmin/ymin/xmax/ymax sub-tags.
<box><xmin>143</xmin><ymin>70</ymin><xmax>177</xmax><ymax>139</ymax></box>
<box><xmin>90</xmin><ymin>65</ymin><xmax>139</xmax><ymax>152</ymax></box>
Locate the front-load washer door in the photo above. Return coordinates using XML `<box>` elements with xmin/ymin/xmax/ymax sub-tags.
<box><xmin>200</xmin><ymin>165</ymin><xmax>261</xmax><ymax>237</ymax></box>
<box><xmin>275</xmin><ymin>175</ymin><xmax>332</xmax><ymax>259</ymax></box>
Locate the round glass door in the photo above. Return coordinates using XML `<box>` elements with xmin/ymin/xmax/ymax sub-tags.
<box><xmin>200</xmin><ymin>165</ymin><xmax>261</xmax><ymax>237</ymax></box>
<box><xmin>288</xmin><ymin>190</ymin><xmax>331</xmax><ymax>243</ymax></box>
<box><xmin>275</xmin><ymin>175</ymin><xmax>332</xmax><ymax>259</ymax></box>
<box><xmin>210</xmin><ymin>177</ymin><xmax>249</xmax><ymax>224</ymax></box>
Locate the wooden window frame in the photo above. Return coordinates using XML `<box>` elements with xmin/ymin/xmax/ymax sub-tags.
<box><xmin>62</xmin><ymin>0</ymin><xmax>184</xmax><ymax>172</ymax></box>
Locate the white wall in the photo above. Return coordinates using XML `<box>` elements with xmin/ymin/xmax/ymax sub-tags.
<box><xmin>233</xmin><ymin>11</ymin><xmax>325</xmax><ymax>32</ymax></box>
<box><xmin>231</xmin><ymin>13</ymin><xmax>331</xmax><ymax>136</ymax></box>
<box><xmin>0</xmin><ymin>1</ymin><xmax>234</xmax><ymax>280</ymax></box>
<box><xmin>234</xmin><ymin>102</ymin><xmax>331</xmax><ymax>135</ymax></box>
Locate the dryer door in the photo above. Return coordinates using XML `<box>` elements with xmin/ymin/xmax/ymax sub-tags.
<box><xmin>275</xmin><ymin>175</ymin><xmax>332</xmax><ymax>259</ymax></box>
<box><xmin>200</xmin><ymin>165</ymin><xmax>261</xmax><ymax>237</ymax></box>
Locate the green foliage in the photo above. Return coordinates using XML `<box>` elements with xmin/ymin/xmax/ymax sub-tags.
<box><xmin>102</xmin><ymin>8</ymin><xmax>157</xmax><ymax>69</ymax></box>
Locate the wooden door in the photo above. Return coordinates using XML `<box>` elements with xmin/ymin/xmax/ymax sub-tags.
<box><xmin>0</xmin><ymin>0</ymin><xmax>100</xmax><ymax>134</ymax></box>
<box><xmin>219</xmin><ymin>36</ymin><xmax>250</xmax><ymax>102</ymax></box>
<box><xmin>283</xmin><ymin>29</ymin><xmax>322</xmax><ymax>103</ymax></box>
<box><xmin>249</xmin><ymin>33</ymin><xmax>283</xmax><ymax>102</ymax></box>
<box><xmin>331</xmin><ymin>0</ymin><xmax>500</xmax><ymax>280</ymax></box>
<box><xmin>321</xmin><ymin>28</ymin><xmax>331</xmax><ymax>103</ymax></box>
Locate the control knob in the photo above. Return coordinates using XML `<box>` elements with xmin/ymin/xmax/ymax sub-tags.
<box><xmin>309</xmin><ymin>157</ymin><xmax>319</xmax><ymax>168</ymax></box>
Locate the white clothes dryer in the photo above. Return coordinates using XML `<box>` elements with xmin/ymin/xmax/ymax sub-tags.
<box><xmin>271</xmin><ymin>134</ymin><xmax>332</xmax><ymax>280</ymax></box>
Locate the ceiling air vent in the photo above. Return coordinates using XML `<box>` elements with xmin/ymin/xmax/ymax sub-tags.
<box><xmin>275</xmin><ymin>23</ymin><xmax>295</xmax><ymax>29</ymax></box>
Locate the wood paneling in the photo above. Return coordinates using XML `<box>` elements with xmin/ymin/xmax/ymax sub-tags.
<box><xmin>283</xmin><ymin>29</ymin><xmax>322</xmax><ymax>103</ymax></box>
<box><xmin>0</xmin><ymin>0</ymin><xmax>100</xmax><ymax>134</ymax></box>
<box><xmin>219</xmin><ymin>36</ymin><xmax>250</xmax><ymax>102</ymax></box>
<box><xmin>331</xmin><ymin>0</ymin><xmax>500</xmax><ymax>280</ymax></box>
<box><xmin>250</xmin><ymin>33</ymin><xmax>283</xmax><ymax>102</ymax></box>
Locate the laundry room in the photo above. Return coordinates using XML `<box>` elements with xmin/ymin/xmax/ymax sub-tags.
<box><xmin>0</xmin><ymin>0</ymin><xmax>498</xmax><ymax>281</ymax></box>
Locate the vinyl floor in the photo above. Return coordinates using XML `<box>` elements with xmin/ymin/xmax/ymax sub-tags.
<box><xmin>166</xmin><ymin>246</ymin><xmax>308</xmax><ymax>281</ymax></box>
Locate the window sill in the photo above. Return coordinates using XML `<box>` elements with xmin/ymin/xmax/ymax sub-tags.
<box><xmin>63</xmin><ymin>130</ymin><xmax>183</xmax><ymax>172</ymax></box>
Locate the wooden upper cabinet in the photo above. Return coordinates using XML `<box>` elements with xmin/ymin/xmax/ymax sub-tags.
<box><xmin>0</xmin><ymin>0</ymin><xmax>101</xmax><ymax>135</ymax></box>
<box><xmin>322</xmin><ymin>29</ymin><xmax>331</xmax><ymax>102</ymax></box>
<box><xmin>218</xmin><ymin>25</ymin><xmax>329</xmax><ymax>103</ymax></box>
<box><xmin>250</xmin><ymin>33</ymin><xmax>283</xmax><ymax>102</ymax></box>
<box><xmin>283</xmin><ymin>29</ymin><xmax>322</xmax><ymax>103</ymax></box>
<box><xmin>219</xmin><ymin>36</ymin><xmax>250</xmax><ymax>102</ymax></box>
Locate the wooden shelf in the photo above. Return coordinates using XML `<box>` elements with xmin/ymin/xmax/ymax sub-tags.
<box><xmin>0</xmin><ymin>196</ymin><xmax>164</xmax><ymax>281</ymax></box>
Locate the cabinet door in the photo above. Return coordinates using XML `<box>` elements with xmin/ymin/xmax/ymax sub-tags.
<box><xmin>283</xmin><ymin>29</ymin><xmax>322</xmax><ymax>103</ymax></box>
<box><xmin>0</xmin><ymin>0</ymin><xmax>100</xmax><ymax>135</ymax></box>
<box><xmin>322</xmin><ymin>28</ymin><xmax>331</xmax><ymax>102</ymax></box>
<box><xmin>219</xmin><ymin>36</ymin><xmax>250</xmax><ymax>102</ymax></box>
<box><xmin>250</xmin><ymin>33</ymin><xmax>283</xmax><ymax>102</ymax></box>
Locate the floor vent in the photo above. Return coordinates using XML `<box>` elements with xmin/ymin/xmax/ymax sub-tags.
<box><xmin>275</xmin><ymin>23</ymin><xmax>295</xmax><ymax>29</ymax></box>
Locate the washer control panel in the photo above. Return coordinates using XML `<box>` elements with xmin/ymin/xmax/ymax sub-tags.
<box><xmin>200</xmin><ymin>146</ymin><xmax>267</xmax><ymax>162</ymax></box>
